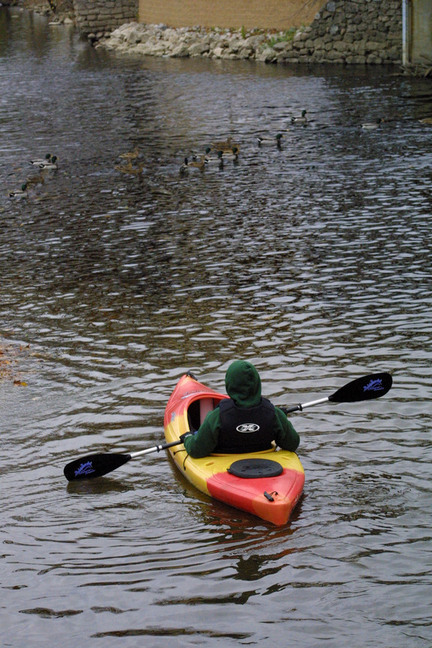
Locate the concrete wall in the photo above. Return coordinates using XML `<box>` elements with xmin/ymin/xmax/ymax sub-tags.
<box><xmin>411</xmin><ymin>0</ymin><xmax>432</xmax><ymax>64</ymax></box>
<box><xmin>73</xmin><ymin>0</ymin><xmax>137</xmax><ymax>36</ymax></box>
<box><xmin>138</xmin><ymin>0</ymin><xmax>324</xmax><ymax>31</ymax></box>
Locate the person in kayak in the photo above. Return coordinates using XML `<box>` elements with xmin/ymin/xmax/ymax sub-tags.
<box><xmin>182</xmin><ymin>360</ymin><xmax>299</xmax><ymax>458</ymax></box>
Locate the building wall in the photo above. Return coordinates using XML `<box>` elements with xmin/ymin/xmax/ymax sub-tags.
<box><xmin>411</xmin><ymin>0</ymin><xmax>432</xmax><ymax>64</ymax></box>
<box><xmin>73</xmin><ymin>0</ymin><xmax>137</xmax><ymax>36</ymax></box>
<box><xmin>138</xmin><ymin>0</ymin><xmax>324</xmax><ymax>31</ymax></box>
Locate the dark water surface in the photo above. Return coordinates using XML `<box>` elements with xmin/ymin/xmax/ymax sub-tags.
<box><xmin>1</xmin><ymin>7</ymin><xmax>431</xmax><ymax>647</ymax></box>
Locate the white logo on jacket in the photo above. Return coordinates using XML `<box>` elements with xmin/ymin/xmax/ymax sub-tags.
<box><xmin>236</xmin><ymin>423</ymin><xmax>260</xmax><ymax>433</ymax></box>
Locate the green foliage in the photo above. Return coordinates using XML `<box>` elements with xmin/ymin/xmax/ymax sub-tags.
<box><xmin>266</xmin><ymin>27</ymin><xmax>297</xmax><ymax>48</ymax></box>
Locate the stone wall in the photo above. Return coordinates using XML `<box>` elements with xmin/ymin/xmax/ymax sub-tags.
<box><xmin>73</xmin><ymin>0</ymin><xmax>137</xmax><ymax>37</ymax></box>
<box><xmin>280</xmin><ymin>0</ymin><xmax>402</xmax><ymax>64</ymax></box>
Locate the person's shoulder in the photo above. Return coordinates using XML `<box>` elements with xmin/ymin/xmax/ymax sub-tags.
<box><xmin>262</xmin><ymin>397</ymin><xmax>276</xmax><ymax>411</ymax></box>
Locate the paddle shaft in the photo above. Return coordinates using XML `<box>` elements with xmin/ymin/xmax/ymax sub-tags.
<box><xmin>283</xmin><ymin>397</ymin><xmax>329</xmax><ymax>414</ymax></box>
<box><xmin>130</xmin><ymin>440</ymin><xmax>181</xmax><ymax>458</ymax></box>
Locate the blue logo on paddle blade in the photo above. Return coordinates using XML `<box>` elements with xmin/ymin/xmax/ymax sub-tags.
<box><xmin>74</xmin><ymin>461</ymin><xmax>96</xmax><ymax>477</ymax></box>
<box><xmin>363</xmin><ymin>378</ymin><xmax>383</xmax><ymax>393</ymax></box>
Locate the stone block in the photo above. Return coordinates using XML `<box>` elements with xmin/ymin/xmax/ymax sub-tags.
<box><xmin>366</xmin><ymin>41</ymin><xmax>382</xmax><ymax>52</ymax></box>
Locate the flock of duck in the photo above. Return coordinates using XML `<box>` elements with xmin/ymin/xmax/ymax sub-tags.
<box><xmin>8</xmin><ymin>154</ymin><xmax>58</xmax><ymax>198</ymax></box>
<box><xmin>176</xmin><ymin>112</ymin><xmax>432</xmax><ymax>175</ymax></box>
<box><xmin>178</xmin><ymin>111</ymin><xmax>312</xmax><ymax>175</ymax></box>
<box><xmin>8</xmin><ymin>110</ymin><xmax>431</xmax><ymax>197</ymax></box>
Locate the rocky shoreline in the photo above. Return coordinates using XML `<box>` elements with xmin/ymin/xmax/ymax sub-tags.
<box><xmin>95</xmin><ymin>19</ymin><xmax>399</xmax><ymax>65</ymax></box>
<box><xmin>95</xmin><ymin>22</ymin><xmax>303</xmax><ymax>63</ymax></box>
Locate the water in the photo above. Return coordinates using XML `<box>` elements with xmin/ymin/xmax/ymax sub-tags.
<box><xmin>1</xmin><ymin>7</ymin><xmax>431</xmax><ymax>647</ymax></box>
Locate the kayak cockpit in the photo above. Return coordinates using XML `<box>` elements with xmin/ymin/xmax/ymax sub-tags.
<box><xmin>187</xmin><ymin>396</ymin><xmax>222</xmax><ymax>432</ymax></box>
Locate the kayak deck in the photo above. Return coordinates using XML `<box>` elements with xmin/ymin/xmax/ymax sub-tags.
<box><xmin>164</xmin><ymin>373</ymin><xmax>304</xmax><ymax>525</ymax></box>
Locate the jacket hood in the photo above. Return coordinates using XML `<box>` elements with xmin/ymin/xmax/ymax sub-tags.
<box><xmin>225</xmin><ymin>360</ymin><xmax>261</xmax><ymax>407</ymax></box>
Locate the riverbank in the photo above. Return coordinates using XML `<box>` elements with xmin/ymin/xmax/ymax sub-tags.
<box><xmin>96</xmin><ymin>22</ymin><xmax>306</xmax><ymax>63</ymax></box>
<box><xmin>96</xmin><ymin>13</ymin><xmax>401</xmax><ymax>66</ymax></box>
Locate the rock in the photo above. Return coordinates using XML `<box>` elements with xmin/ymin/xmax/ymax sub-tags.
<box><xmin>188</xmin><ymin>42</ymin><xmax>209</xmax><ymax>56</ymax></box>
<box><xmin>170</xmin><ymin>44</ymin><xmax>190</xmax><ymax>58</ymax></box>
<box><xmin>256</xmin><ymin>47</ymin><xmax>276</xmax><ymax>62</ymax></box>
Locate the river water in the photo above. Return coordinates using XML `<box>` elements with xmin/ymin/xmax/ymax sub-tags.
<box><xmin>1</xmin><ymin>7</ymin><xmax>431</xmax><ymax>647</ymax></box>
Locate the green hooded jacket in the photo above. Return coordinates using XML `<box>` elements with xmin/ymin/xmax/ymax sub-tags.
<box><xmin>184</xmin><ymin>360</ymin><xmax>300</xmax><ymax>458</ymax></box>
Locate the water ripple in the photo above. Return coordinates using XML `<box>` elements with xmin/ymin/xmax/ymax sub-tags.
<box><xmin>1</xmin><ymin>8</ymin><xmax>432</xmax><ymax>648</ymax></box>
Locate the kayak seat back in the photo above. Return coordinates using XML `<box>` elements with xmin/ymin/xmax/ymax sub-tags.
<box><xmin>188</xmin><ymin>398</ymin><xmax>217</xmax><ymax>431</ymax></box>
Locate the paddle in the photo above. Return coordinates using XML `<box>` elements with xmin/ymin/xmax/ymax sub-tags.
<box><xmin>63</xmin><ymin>439</ymin><xmax>183</xmax><ymax>482</ymax></box>
<box><xmin>64</xmin><ymin>372</ymin><xmax>392</xmax><ymax>482</ymax></box>
<box><xmin>280</xmin><ymin>372</ymin><xmax>392</xmax><ymax>414</ymax></box>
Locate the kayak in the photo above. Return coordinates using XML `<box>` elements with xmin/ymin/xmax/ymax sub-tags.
<box><xmin>164</xmin><ymin>373</ymin><xmax>305</xmax><ymax>525</ymax></box>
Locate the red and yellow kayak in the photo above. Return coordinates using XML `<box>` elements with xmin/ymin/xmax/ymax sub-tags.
<box><xmin>164</xmin><ymin>373</ymin><xmax>304</xmax><ymax>525</ymax></box>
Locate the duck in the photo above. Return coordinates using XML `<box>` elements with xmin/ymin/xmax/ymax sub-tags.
<box><xmin>179</xmin><ymin>158</ymin><xmax>189</xmax><ymax>175</ymax></box>
<box><xmin>291</xmin><ymin>110</ymin><xmax>308</xmax><ymax>125</ymax></box>
<box><xmin>26</xmin><ymin>173</ymin><xmax>45</xmax><ymax>187</ymax></box>
<box><xmin>257</xmin><ymin>133</ymin><xmax>284</xmax><ymax>147</ymax></box>
<box><xmin>361</xmin><ymin>118</ymin><xmax>382</xmax><ymax>130</ymax></box>
<box><xmin>9</xmin><ymin>183</ymin><xmax>28</xmax><ymax>198</ymax></box>
<box><xmin>39</xmin><ymin>155</ymin><xmax>58</xmax><ymax>170</ymax></box>
<box><xmin>188</xmin><ymin>154</ymin><xmax>207</xmax><ymax>171</ymax></box>
<box><xmin>119</xmin><ymin>147</ymin><xmax>140</xmax><ymax>160</ymax></box>
<box><xmin>115</xmin><ymin>160</ymin><xmax>144</xmax><ymax>176</ymax></box>
<box><xmin>205</xmin><ymin>148</ymin><xmax>224</xmax><ymax>164</ymax></box>
<box><xmin>225</xmin><ymin>146</ymin><xmax>240</xmax><ymax>162</ymax></box>
<box><xmin>419</xmin><ymin>117</ymin><xmax>432</xmax><ymax>125</ymax></box>
<box><xmin>210</xmin><ymin>136</ymin><xmax>240</xmax><ymax>153</ymax></box>
<box><xmin>30</xmin><ymin>153</ymin><xmax>53</xmax><ymax>166</ymax></box>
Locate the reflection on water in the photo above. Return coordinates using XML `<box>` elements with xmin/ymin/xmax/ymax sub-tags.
<box><xmin>1</xmin><ymin>7</ymin><xmax>432</xmax><ymax>648</ymax></box>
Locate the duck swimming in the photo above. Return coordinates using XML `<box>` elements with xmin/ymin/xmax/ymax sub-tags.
<box><xmin>224</xmin><ymin>146</ymin><xmax>240</xmax><ymax>162</ymax></box>
<box><xmin>210</xmin><ymin>137</ymin><xmax>240</xmax><ymax>153</ymax></box>
<box><xmin>179</xmin><ymin>157</ymin><xmax>189</xmax><ymax>175</ymax></box>
<box><xmin>291</xmin><ymin>110</ymin><xmax>308</xmax><ymax>125</ymax></box>
<box><xmin>257</xmin><ymin>133</ymin><xmax>284</xmax><ymax>147</ymax></box>
<box><xmin>9</xmin><ymin>183</ymin><xmax>28</xmax><ymax>198</ymax></box>
<box><xmin>205</xmin><ymin>148</ymin><xmax>224</xmax><ymax>166</ymax></box>
<box><xmin>30</xmin><ymin>153</ymin><xmax>53</xmax><ymax>166</ymax></box>
<box><xmin>188</xmin><ymin>154</ymin><xmax>207</xmax><ymax>171</ymax></box>
<box><xmin>26</xmin><ymin>173</ymin><xmax>45</xmax><ymax>187</ymax></box>
<box><xmin>119</xmin><ymin>147</ymin><xmax>140</xmax><ymax>160</ymax></box>
<box><xmin>361</xmin><ymin>118</ymin><xmax>382</xmax><ymax>130</ymax></box>
<box><xmin>115</xmin><ymin>160</ymin><xmax>144</xmax><ymax>176</ymax></box>
<box><xmin>39</xmin><ymin>155</ymin><xmax>58</xmax><ymax>170</ymax></box>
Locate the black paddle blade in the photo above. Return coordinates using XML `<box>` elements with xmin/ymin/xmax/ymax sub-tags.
<box><xmin>329</xmin><ymin>372</ymin><xmax>392</xmax><ymax>403</ymax></box>
<box><xmin>64</xmin><ymin>453</ymin><xmax>131</xmax><ymax>482</ymax></box>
